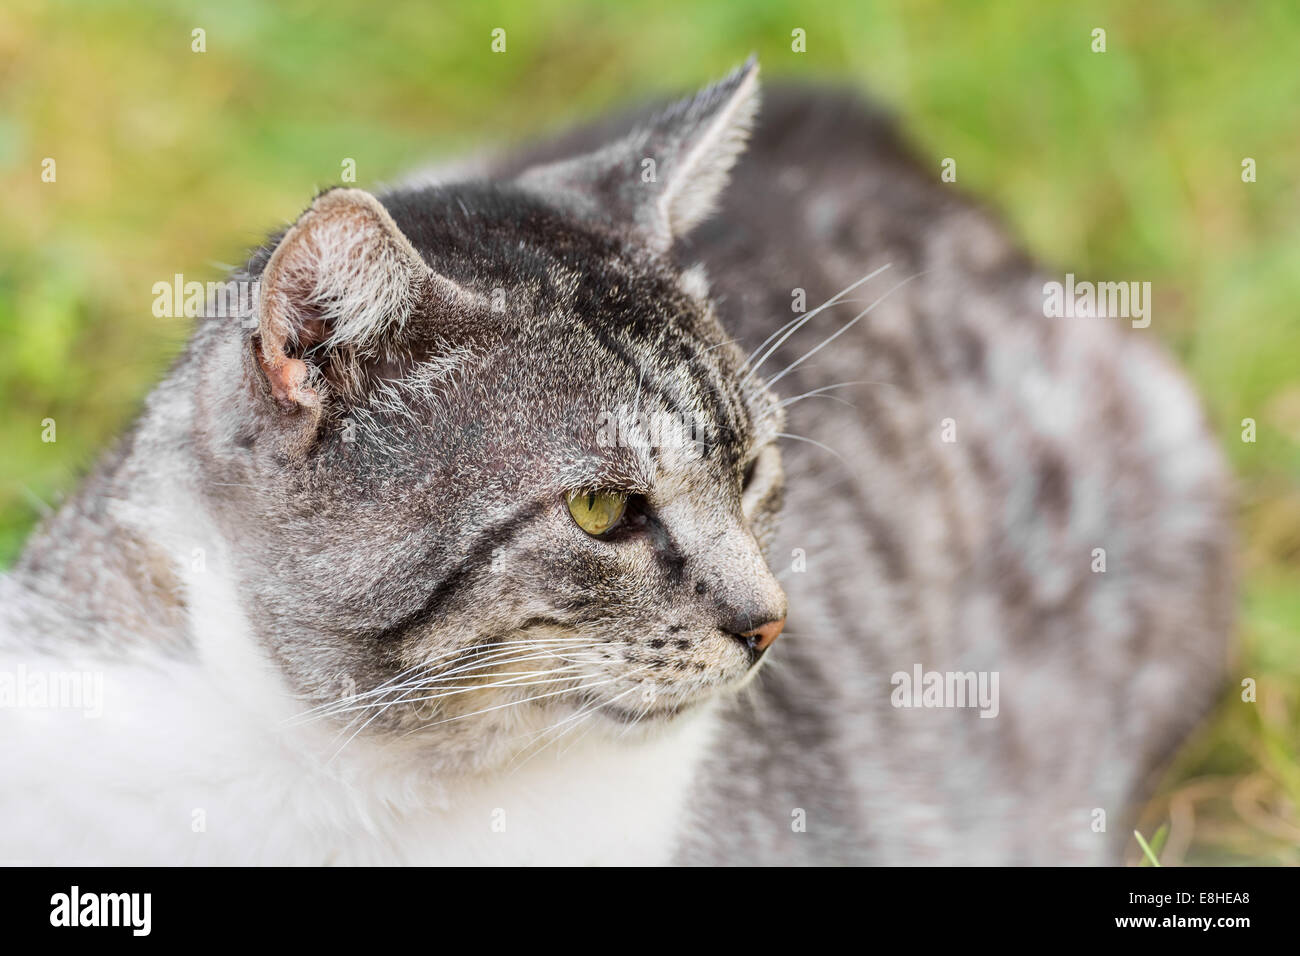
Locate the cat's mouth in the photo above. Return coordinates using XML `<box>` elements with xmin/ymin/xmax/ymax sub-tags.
<box><xmin>563</xmin><ymin>675</ymin><xmax>728</xmax><ymax>728</ymax></box>
<box><xmin>584</xmin><ymin>666</ymin><xmax>761</xmax><ymax>727</ymax></box>
<box><xmin>582</xmin><ymin>629</ymin><xmax>772</xmax><ymax>726</ymax></box>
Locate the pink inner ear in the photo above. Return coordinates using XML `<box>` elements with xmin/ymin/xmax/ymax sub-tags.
<box><xmin>252</xmin><ymin>214</ymin><xmax>336</xmax><ymax>410</ymax></box>
<box><xmin>253</xmin><ymin>334</ymin><xmax>317</xmax><ymax>411</ymax></box>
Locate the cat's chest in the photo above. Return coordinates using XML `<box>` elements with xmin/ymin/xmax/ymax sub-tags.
<box><xmin>363</xmin><ymin>711</ymin><xmax>720</xmax><ymax>866</ymax></box>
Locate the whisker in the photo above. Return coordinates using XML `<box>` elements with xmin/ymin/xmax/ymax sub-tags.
<box><xmin>776</xmin><ymin>380</ymin><xmax>895</xmax><ymax>410</ymax></box>
<box><xmin>397</xmin><ymin>670</ymin><xmax>636</xmax><ymax>738</ymax></box>
<box><xmin>784</xmin><ymin>393</ymin><xmax>854</xmax><ymax>409</ymax></box>
<box><xmin>293</xmin><ymin>637</ymin><xmax>563</xmax><ymax>718</ymax></box>
<box><xmin>328</xmin><ymin>663</ymin><xmax>613</xmax><ymax>761</ymax></box>
<box><xmin>507</xmin><ymin>674</ymin><xmax>651</xmax><ymax>769</ymax></box>
<box><xmin>323</xmin><ymin>666</ymin><xmax>588</xmax><ymax>718</ymax></box>
<box><xmin>324</xmin><ymin>644</ymin><xmax>604</xmax><ymax>737</ymax></box>
<box><xmin>289</xmin><ymin>637</ymin><xmax>599</xmax><ymax>723</ymax></box>
<box><xmin>416</xmin><ymin>643</ymin><xmax>602</xmax><ymax>685</ymax></box>
<box><xmin>740</xmin><ymin>264</ymin><xmax>893</xmax><ymax>387</ymax></box>
<box><xmin>554</xmin><ymin>684</ymin><xmax>644</xmax><ymax>754</ymax></box>
<box><xmin>309</xmin><ymin>650</ymin><xmax>602</xmax><ymax>751</ymax></box>
<box><xmin>776</xmin><ymin>431</ymin><xmax>851</xmax><ymax>466</ymax></box>
<box><xmin>764</xmin><ymin>270</ymin><xmax>928</xmax><ymax>389</ymax></box>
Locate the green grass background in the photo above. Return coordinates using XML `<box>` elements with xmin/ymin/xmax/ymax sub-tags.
<box><xmin>2</xmin><ymin>0</ymin><xmax>1297</xmax><ymax>862</ymax></box>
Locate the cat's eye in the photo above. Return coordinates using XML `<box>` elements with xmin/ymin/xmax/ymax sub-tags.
<box><xmin>567</xmin><ymin>490</ymin><xmax>628</xmax><ymax>537</ymax></box>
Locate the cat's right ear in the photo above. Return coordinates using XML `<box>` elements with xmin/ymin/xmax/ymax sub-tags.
<box><xmin>247</xmin><ymin>188</ymin><xmax>466</xmax><ymax>437</ymax></box>
<box><xmin>516</xmin><ymin>58</ymin><xmax>760</xmax><ymax>253</ymax></box>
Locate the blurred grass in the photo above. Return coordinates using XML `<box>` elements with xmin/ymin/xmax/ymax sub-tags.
<box><xmin>1</xmin><ymin>0</ymin><xmax>1297</xmax><ymax>862</ymax></box>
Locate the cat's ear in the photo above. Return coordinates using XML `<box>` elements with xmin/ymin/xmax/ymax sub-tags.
<box><xmin>517</xmin><ymin>57</ymin><xmax>760</xmax><ymax>252</ymax></box>
<box><xmin>251</xmin><ymin>187</ymin><xmax>460</xmax><ymax>412</ymax></box>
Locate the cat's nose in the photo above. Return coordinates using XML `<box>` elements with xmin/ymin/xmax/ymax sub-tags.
<box><xmin>738</xmin><ymin>616</ymin><xmax>785</xmax><ymax>655</ymax></box>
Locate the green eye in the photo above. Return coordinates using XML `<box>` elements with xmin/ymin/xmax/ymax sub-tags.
<box><xmin>567</xmin><ymin>490</ymin><xmax>628</xmax><ymax>537</ymax></box>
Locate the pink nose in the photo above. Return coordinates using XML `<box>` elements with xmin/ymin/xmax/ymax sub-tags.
<box><xmin>741</xmin><ymin>617</ymin><xmax>785</xmax><ymax>653</ymax></box>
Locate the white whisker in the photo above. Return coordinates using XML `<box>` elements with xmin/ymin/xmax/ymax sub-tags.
<box><xmin>289</xmin><ymin>637</ymin><xmax>599</xmax><ymax>723</ymax></box>
<box><xmin>776</xmin><ymin>380</ymin><xmax>894</xmax><ymax>410</ymax></box>
<box><xmin>765</xmin><ymin>271</ymin><xmax>927</xmax><ymax>389</ymax></box>
<box><xmin>741</xmin><ymin>264</ymin><xmax>893</xmax><ymax>387</ymax></box>
<box><xmin>776</xmin><ymin>431</ymin><xmax>850</xmax><ymax>466</ymax></box>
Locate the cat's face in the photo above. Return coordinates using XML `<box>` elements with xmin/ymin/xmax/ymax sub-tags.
<box><xmin>198</xmin><ymin>61</ymin><xmax>782</xmax><ymax>759</ymax></box>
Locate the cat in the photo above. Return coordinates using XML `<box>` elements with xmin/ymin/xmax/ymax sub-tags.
<box><xmin>0</xmin><ymin>59</ymin><xmax>1233</xmax><ymax>865</ymax></box>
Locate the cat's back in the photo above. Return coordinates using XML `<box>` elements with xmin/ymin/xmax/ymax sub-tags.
<box><xmin>669</xmin><ymin>85</ymin><xmax>1235</xmax><ymax>863</ymax></box>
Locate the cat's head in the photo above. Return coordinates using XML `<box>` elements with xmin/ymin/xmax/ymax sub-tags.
<box><xmin>197</xmin><ymin>60</ymin><xmax>786</xmax><ymax>760</ymax></box>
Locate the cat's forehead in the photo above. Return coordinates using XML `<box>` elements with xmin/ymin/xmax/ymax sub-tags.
<box><xmin>357</xmin><ymin>183</ymin><xmax>781</xmax><ymax>486</ymax></box>
<box><xmin>490</xmin><ymin>314</ymin><xmax>748</xmax><ymax>472</ymax></box>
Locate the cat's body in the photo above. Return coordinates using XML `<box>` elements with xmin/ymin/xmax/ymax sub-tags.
<box><xmin>675</xmin><ymin>90</ymin><xmax>1235</xmax><ymax>863</ymax></box>
<box><xmin>0</xmin><ymin>66</ymin><xmax>1232</xmax><ymax>865</ymax></box>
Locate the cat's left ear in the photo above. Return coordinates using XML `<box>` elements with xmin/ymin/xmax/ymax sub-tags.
<box><xmin>251</xmin><ymin>187</ymin><xmax>465</xmax><ymax>413</ymax></box>
<box><xmin>517</xmin><ymin>57</ymin><xmax>760</xmax><ymax>253</ymax></box>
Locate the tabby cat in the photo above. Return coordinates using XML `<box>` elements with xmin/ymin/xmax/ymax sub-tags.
<box><xmin>0</xmin><ymin>60</ymin><xmax>1232</xmax><ymax>864</ymax></box>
